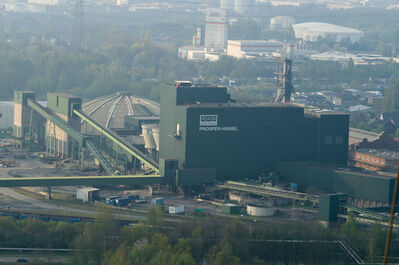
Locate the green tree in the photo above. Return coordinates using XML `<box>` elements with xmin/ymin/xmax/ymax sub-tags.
<box><xmin>146</xmin><ymin>206</ymin><xmax>164</xmax><ymax>226</ymax></box>
<box><xmin>207</xmin><ymin>239</ymin><xmax>240</xmax><ymax>265</ymax></box>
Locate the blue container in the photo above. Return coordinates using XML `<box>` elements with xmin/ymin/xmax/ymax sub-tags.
<box><xmin>290</xmin><ymin>183</ymin><xmax>298</xmax><ymax>192</ymax></box>
<box><xmin>151</xmin><ymin>197</ymin><xmax>164</xmax><ymax>206</ymax></box>
<box><xmin>106</xmin><ymin>196</ymin><xmax>119</xmax><ymax>205</ymax></box>
<box><xmin>115</xmin><ymin>198</ymin><xmax>129</xmax><ymax>207</ymax></box>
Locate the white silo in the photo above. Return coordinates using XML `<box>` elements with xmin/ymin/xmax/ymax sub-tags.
<box><xmin>141</xmin><ymin>123</ymin><xmax>157</xmax><ymax>150</ymax></box>
<box><xmin>152</xmin><ymin>126</ymin><xmax>160</xmax><ymax>151</ymax></box>
<box><xmin>247</xmin><ymin>204</ymin><xmax>275</xmax><ymax>217</ymax></box>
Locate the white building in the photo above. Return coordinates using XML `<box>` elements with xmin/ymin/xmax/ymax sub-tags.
<box><xmin>270</xmin><ymin>16</ymin><xmax>295</xmax><ymax>30</ymax></box>
<box><xmin>28</xmin><ymin>0</ymin><xmax>59</xmax><ymax>5</ymax></box>
<box><xmin>204</xmin><ymin>8</ymin><xmax>228</xmax><ymax>49</ymax></box>
<box><xmin>310</xmin><ymin>50</ymin><xmax>392</xmax><ymax>66</ymax></box>
<box><xmin>178</xmin><ymin>46</ymin><xmax>222</xmax><ymax>61</ymax></box>
<box><xmin>234</xmin><ymin>0</ymin><xmax>254</xmax><ymax>14</ymax></box>
<box><xmin>292</xmin><ymin>22</ymin><xmax>364</xmax><ymax>42</ymax></box>
<box><xmin>227</xmin><ymin>40</ymin><xmax>284</xmax><ymax>59</ymax></box>
<box><xmin>116</xmin><ymin>0</ymin><xmax>129</xmax><ymax>6</ymax></box>
<box><xmin>0</xmin><ymin>102</ymin><xmax>14</xmax><ymax>130</ymax></box>
<box><xmin>270</xmin><ymin>0</ymin><xmax>300</xmax><ymax>7</ymax></box>
<box><xmin>220</xmin><ymin>0</ymin><xmax>235</xmax><ymax>11</ymax></box>
<box><xmin>178</xmin><ymin>46</ymin><xmax>206</xmax><ymax>60</ymax></box>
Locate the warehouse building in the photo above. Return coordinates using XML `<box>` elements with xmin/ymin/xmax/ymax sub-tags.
<box><xmin>292</xmin><ymin>22</ymin><xmax>364</xmax><ymax>42</ymax></box>
<box><xmin>159</xmin><ymin>81</ymin><xmax>349</xmax><ymax>185</ymax></box>
<box><xmin>227</xmin><ymin>40</ymin><xmax>286</xmax><ymax>59</ymax></box>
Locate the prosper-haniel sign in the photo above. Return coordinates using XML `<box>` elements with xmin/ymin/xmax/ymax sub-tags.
<box><xmin>199</xmin><ymin>115</ymin><xmax>238</xmax><ymax>132</ymax></box>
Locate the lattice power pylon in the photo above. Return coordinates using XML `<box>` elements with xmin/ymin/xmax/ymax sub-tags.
<box><xmin>73</xmin><ymin>0</ymin><xmax>84</xmax><ymax>49</ymax></box>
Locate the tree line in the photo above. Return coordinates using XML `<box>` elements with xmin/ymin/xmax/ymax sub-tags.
<box><xmin>0</xmin><ymin>207</ymin><xmax>397</xmax><ymax>264</ymax></box>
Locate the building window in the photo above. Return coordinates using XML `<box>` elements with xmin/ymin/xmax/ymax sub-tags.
<box><xmin>324</xmin><ymin>136</ymin><xmax>333</xmax><ymax>144</ymax></box>
<box><xmin>335</xmin><ymin>136</ymin><xmax>343</xmax><ymax>144</ymax></box>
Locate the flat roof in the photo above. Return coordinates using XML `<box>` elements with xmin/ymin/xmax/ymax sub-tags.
<box><xmin>186</xmin><ymin>102</ymin><xmax>304</xmax><ymax>109</ymax></box>
<box><xmin>132</xmin><ymin>115</ymin><xmax>160</xmax><ymax>120</ymax></box>
<box><xmin>292</xmin><ymin>22</ymin><xmax>363</xmax><ymax>34</ymax></box>
<box><xmin>355</xmin><ymin>149</ymin><xmax>399</xmax><ymax>161</ymax></box>
<box><xmin>277</xmin><ymin>161</ymin><xmax>396</xmax><ymax>180</ymax></box>
<box><xmin>48</xmin><ymin>92</ymin><xmax>81</xmax><ymax>99</ymax></box>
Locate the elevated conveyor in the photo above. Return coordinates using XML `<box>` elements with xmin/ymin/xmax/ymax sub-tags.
<box><xmin>340</xmin><ymin>203</ymin><xmax>399</xmax><ymax>224</ymax></box>
<box><xmin>27</xmin><ymin>99</ymin><xmax>117</xmax><ymax>175</ymax></box>
<box><xmin>0</xmin><ymin>174</ymin><xmax>163</xmax><ymax>187</ymax></box>
<box><xmin>27</xmin><ymin>99</ymin><xmax>83</xmax><ymax>145</ymax></box>
<box><xmin>73</xmin><ymin>109</ymin><xmax>159</xmax><ymax>173</ymax></box>
<box><xmin>85</xmin><ymin>140</ymin><xmax>115</xmax><ymax>176</ymax></box>
<box><xmin>219</xmin><ymin>181</ymin><xmax>319</xmax><ymax>203</ymax></box>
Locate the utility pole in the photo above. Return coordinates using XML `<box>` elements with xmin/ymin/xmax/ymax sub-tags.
<box><xmin>383</xmin><ymin>164</ymin><xmax>399</xmax><ymax>265</ymax></box>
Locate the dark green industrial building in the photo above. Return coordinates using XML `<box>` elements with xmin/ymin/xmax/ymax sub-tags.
<box><xmin>275</xmin><ymin>161</ymin><xmax>395</xmax><ymax>204</ymax></box>
<box><xmin>159</xmin><ymin>81</ymin><xmax>349</xmax><ymax>185</ymax></box>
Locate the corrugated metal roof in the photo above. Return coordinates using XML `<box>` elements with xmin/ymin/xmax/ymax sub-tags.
<box><xmin>82</xmin><ymin>94</ymin><xmax>160</xmax><ymax>129</ymax></box>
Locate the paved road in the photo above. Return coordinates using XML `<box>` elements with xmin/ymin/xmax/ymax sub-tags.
<box><xmin>0</xmin><ymin>187</ymin><xmax>154</xmax><ymax>222</ymax></box>
<box><xmin>0</xmin><ymin>255</ymin><xmax>68</xmax><ymax>263</ymax></box>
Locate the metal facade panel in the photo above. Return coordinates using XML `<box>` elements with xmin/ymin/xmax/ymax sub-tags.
<box><xmin>47</xmin><ymin>93</ymin><xmax>82</xmax><ymax>118</ymax></box>
<box><xmin>176</xmin><ymin>168</ymin><xmax>216</xmax><ymax>186</ymax></box>
<box><xmin>176</xmin><ymin>86</ymin><xmax>229</xmax><ymax>105</ymax></box>
<box><xmin>160</xmin><ymin>85</ymin><xmax>187</xmax><ymax>169</ymax></box>
<box><xmin>185</xmin><ymin>106</ymin><xmax>305</xmax><ymax>179</ymax></box>
<box><xmin>318</xmin><ymin>114</ymin><xmax>349</xmax><ymax>164</ymax></box>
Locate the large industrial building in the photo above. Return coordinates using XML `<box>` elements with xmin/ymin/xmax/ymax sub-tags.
<box><xmin>159</xmin><ymin>81</ymin><xmax>349</xmax><ymax>185</ymax></box>
<box><xmin>227</xmin><ymin>40</ymin><xmax>285</xmax><ymax>59</ymax></box>
<box><xmin>9</xmin><ymin>81</ymin><xmax>397</xmax><ymax>222</ymax></box>
<box><xmin>292</xmin><ymin>22</ymin><xmax>364</xmax><ymax>42</ymax></box>
<box><xmin>204</xmin><ymin>8</ymin><xmax>228</xmax><ymax>49</ymax></box>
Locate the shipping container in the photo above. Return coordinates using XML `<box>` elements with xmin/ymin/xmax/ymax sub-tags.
<box><xmin>115</xmin><ymin>198</ymin><xmax>130</xmax><ymax>207</ymax></box>
<box><xmin>169</xmin><ymin>205</ymin><xmax>184</xmax><ymax>214</ymax></box>
<box><xmin>76</xmin><ymin>187</ymin><xmax>100</xmax><ymax>202</ymax></box>
<box><xmin>222</xmin><ymin>203</ymin><xmax>240</xmax><ymax>214</ymax></box>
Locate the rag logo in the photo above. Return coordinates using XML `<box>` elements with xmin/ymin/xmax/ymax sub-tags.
<box><xmin>200</xmin><ymin>115</ymin><xmax>218</xmax><ymax>126</ymax></box>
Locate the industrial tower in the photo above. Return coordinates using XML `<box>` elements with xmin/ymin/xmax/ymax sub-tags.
<box><xmin>274</xmin><ymin>57</ymin><xmax>293</xmax><ymax>104</ymax></box>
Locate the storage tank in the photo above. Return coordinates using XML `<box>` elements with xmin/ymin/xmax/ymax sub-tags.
<box><xmin>247</xmin><ymin>204</ymin><xmax>275</xmax><ymax>217</ymax></box>
<box><xmin>141</xmin><ymin>123</ymin><xmax>157</xmax><ymax>150</ymax></box>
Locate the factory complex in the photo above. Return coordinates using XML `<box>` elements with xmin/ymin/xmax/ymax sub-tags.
<box><xmin>1</xmin><ymin>80</ymin><xmax>395</xmax><ymax>225</ymax></box>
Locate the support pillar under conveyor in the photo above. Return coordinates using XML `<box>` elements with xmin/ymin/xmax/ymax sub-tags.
<box><xmin>47</xmin><ymin>187</ymin><xmax>52</xmax><ymax>200</ymax></box>
<box><xmin>10</xmin><ymin>91</ymin><xmax>163</xmax><ymax>187</ymax></box>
